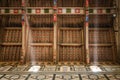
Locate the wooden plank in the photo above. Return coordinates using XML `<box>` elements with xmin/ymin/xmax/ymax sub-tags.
<box><xmin>59</xmin><ymin>43</ymin><xmax>83</xmax><ymax>46</ymax></box>
<box><xmin>30</xmin><ymin>43</ymin><xmax>53</xmax><ymax>46</ymax></box>
<box><xmin>109</xmin><ymin>29</ymin><xmax>116</xmax><ymax>63</ymax></box>
<box><xmin>4</xmin><ymin>27</ymin><xmax>22</xmax><ymax>30</ymax></box>
<box><xmin>31</xmin><ymin>28</ymin><xmax>53</xmax><ymax>31</ymax></box>
<box><xmin>89</xmin><ymin>44</ymin><xmax>113</xmax><ymax>46</ymax></box>
<box><xmin>85</xmin><ymin>0</ymin><xmax>90</xmax><ymax>64</ymax></box>
<box><xmin>81</xmin><ymin>29</ymin><xmax>85</xmax><ymax>62</ymax></box>
<box><xmin>57</xmin><ymin>28</ymin><xmax>60</xmax><ymax>62</ymax></box>
<box><xmin>89</xmin><ymin>28</ymin><xmax>110</xmax><ymax>31</ymax></box>
<box><xmin>89</xmin><ymin>7</ymin><xmax>115</xmax><ymax>9</ymax></box>
<box><xmin>85</xmin><ymin>25</ymin><xmax>89</xmax><ymax>64</ymax></box>
<box><xmin>1</xmin><ymin>43</ymin><xmax>22</xmax><ymax>45</ymax></box>
<box><xmin>21</xmin><ymin>22</ymin><xmax>26</xmax><ymax>63</ymax></box>
<box><xmin>53</xmin><ymin>22</ymin><xmax>57</xmax><ymax>63</ymax></box>
<box><xmin>21</xmin><ymin>0</ymin><xmax>26</xmax><ymax>63</ymax></box>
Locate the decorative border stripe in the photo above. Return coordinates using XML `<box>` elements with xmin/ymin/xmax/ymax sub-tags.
<box><xmin>0</xmin><ymin>8</ymin><xmax>116</xmax><ymax>14</ymax></box>
<box><xmin>27</xmin><ymin>8</ymin><xmax>53</xmax><ymax>14</ymax></box>
<box><xmin>0</xmin><ymin>9</ymin><xmax>22</xmax><ymax>14</ymax></box>
<box><xmin>89</xmin><ymin>9</ymin><xmax>116</xmax><ymax>14</ymax></box>
<box><xmin>57</xmin><ymin>8</ymin><xmax>84</xmax><ymax>14</ymax></box>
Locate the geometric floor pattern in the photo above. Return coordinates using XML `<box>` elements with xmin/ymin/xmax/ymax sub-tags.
<box><xmin>0</xmin><ymin>63</ymin><xmax>120</xmax><ymax>80</ymax></box>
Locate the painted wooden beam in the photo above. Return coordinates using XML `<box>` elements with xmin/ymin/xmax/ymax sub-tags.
<box><xmin>21</xmin><ymin>0</ymin><xmax>26</xmax><ymax>64</ymax></box>
<box><xmin>53</xmin><ymin>0</ymin><xmax>57</xmax><ymax>64</ymax></box>
<box><xmin>85</xmin><ymin>0</ymin><xmax>90</xmax><ymax>64</ymax></box>
<box><xmin>0</xmin><ymin>8</ymin><xmax>116</xmax><ymax>15</ymax></box>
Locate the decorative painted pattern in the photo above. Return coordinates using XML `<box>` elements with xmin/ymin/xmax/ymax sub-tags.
<box><xmin>26</xmin><ymin>8</ymin><xmax>53</xmax><ymax>14</ymax></box>
<box><xmin>0</xmin><ymin>8</ymin><xmax>116</xmax><ymax>14</ymax></box>
<box><xmin>57</xmin><ymin>8</ymin><xmax>84</xmax><ymax>14</ymax></box>
<box><xmin>89</xmin><ymin>8</ymin><xmax>116</xmax><ymax>14</ymax></box>
<box><xmin>0</xmin><ymin>9</ymin><xmax>22</xmax><ymax>14</ymax></box>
